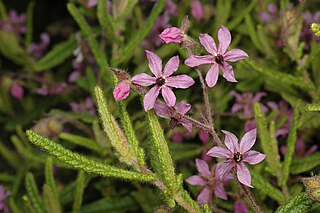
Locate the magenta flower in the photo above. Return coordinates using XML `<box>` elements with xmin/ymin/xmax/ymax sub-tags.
<box><xmin>113</xmin><ymin>81</ymin><xmax>130</xmax><ymax>101</ymax></box>
<box><xmin>28</xmin><ymin>33</ymin><xmax>50</xmax><ymax>59</ymax></box>
<box><xmin>186</xmin><ymin>159</ymin><xmax>230</xmax><ymax>205</ymax></box>
<box><xmin>207</xmin><ymin>129</ymin><xmax>266</xmax><ymax>187</ymax></box>
<box><xmin>0</xmin><ymin>10</ymin><xmax>26</xmax><ymax>34</ymax></box>
<box><xmin>131</xmin><ymin>51</ymin><xmax>194</xmax><ymax>111</ymax></box>
<box><xmin>10</xmin><ymin>84</ymin><xmax>24</xmax><ymax>100</ymax></box>
<box><xmin>234</xmin><ymin>200</ymin><xmax>248</xmax><ymax>213</ymax></box>
<box><xmin>154</xmin><ymin>100</ymin><xmax>192</xmax><ymax>131</ymax></box>
<box><xmin>159</xmin><ymin>27</ymin><xmax>184</xmax><ymax>44</ymax></box>
<box><xmin>191</xmin><ymin>0</ymin><xmax>204</xmax><ymax>21</ymax></box>
<box><xmin>185</xmin><ymin>26</ymin><xmax>248</xmax><ymax>87</ymax></box>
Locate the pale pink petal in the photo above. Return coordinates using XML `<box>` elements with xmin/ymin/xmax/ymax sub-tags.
<box><xmin>239</xmin><ymin>128</ymin><xmax>257</xmax><ymax>153</ymax></box>
<box><xmin>236</xmin><ymin>162</ymin><xmax>253</xmax><ymax>188</ymax></box>
<box><xmin>197</xmin><ymin>187</ymin><xmax>211</xmax><ymax>205</ymax></box>
<box><xmin>174</xmin><ymin>100</ymin><xmax>191</xmax><ymax>114</ymax></box>
<box><xmin>131</xmin><ymin>73</ymin><xmax>156</xmax><ymax>86</ymax></box>
<box><xmin>199</xmin><ymin>34</ymin><xmax>217</xmax><ymax>55</ymax></box>
<box><xmin>143</xmin><ymin>86</ymin><xmax>161</xmax><ymax>111</ymax></box>
<box><xmin>243</xmin><ymin>150</ymin><xmax>265</xmax><ymax>165</ymax></box>
<box><xmin>252</xmin><ymin>92</ymin><xmax>267</xmax><ymax>103</ymax></box>
<box><xmin>180</xmin><ymin>120</ymin><xmax>193</xmax><ymax>132</ymax></box>
<box><xmin>154</xmin><ymin>101</ymin><xmax>171</xmax><ymax>119</ymax></box>
<box><xmin>221</xmin><ymin>130</ymin><xmax>239</xmax><ymax>153</ymax></box>
<box><xmin>196</xmin><ymin>158</ymin><xmax>211</xmax><ymax>177</ymax></box>
<box><xmin>214</xmin><ymin>184</ymin><xmax>227</xmax><ymax>200</ymax></box>
<box><xmin>161</xmin><ymin>86</ymin><xmax>176</xmax><ymax>107</ymax></box>
<box><xmin>163</xmin><ymin>55</ymin><xmax>180</xmax><ymax>77</ymax></box>
<box><xmin>159</xmin><ymin>27</ymin><xmax>183</xmax><ymax>44</ymax></box>
<box><xmin>205</xmin><ymin>64</ymin><xmax>219</xmax><ymax>87</ymax></box>
<box><xmin>220</xmin><ymin>62</ymin><xmax>237</xmax><ymax>82</ymax></box>
<box><xmin>186</xmin><ymin>175</ymin><xmax>207</xmax><ymax>186</ymax></box>
<box><xmin>184</xmin><ymin>55</ymin><xmax>213</xmax><ymax>67</ymax></box>
<box><xmin>218</xmin><ymin>25</ymin><xmax>231</xmax><ymax>54</ymax></box>
<box><xmin>166</xmin><ymin>75</ymin><xmax>195</xmax><ymax>88</ymax></box>
<box><xmin>229</xmin><ymin>90</ymin><xmax>242</xmax><ymax>101</ymax></box>
<box><xmin>206</xmin><ymin>146</ymin><xmax>233</xmax><ymax>158</ymax></box>
<box><xmin>215</xmin><ymin>160</ymin><xmax>235</xmax><ymax>180</ymax></box>
<box><xmin>231</xmin><ymin>103</ymin><xmax>243</xmax><ymax>113</ymax></box>
<box><xmin>234</xmin><ymin>200</ymin><xmax>248</xmax><ymax>213</ymax></box>
<box><xmin>145</xmin><ymin>50</ymin><xmax>162</xmax><ymax>77</ymax></box>
<box><xmin>224</xmin><ymin>49</ymin><xmax>248</xmax><ymax>62</ymax></box>
<box><xmin>113</xmin><ymin>81</ymin><xmax>130</xmax><ymax>101</ymax></box>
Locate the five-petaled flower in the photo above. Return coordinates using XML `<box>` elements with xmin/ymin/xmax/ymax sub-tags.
<box><xmin>186</xmin><ymin>159</ymin><xmax>231</xmax><ymax>205</ymax></box>
<box><xmin>131</xmin><ymin>50</ymin><xmax>195</xmax><ymax>111</ymax></box>
<box><xmin>184</xmin><ymin>26</ymin><xmax>248</xmax><ymax>87</ymax></box>
<box><xmin>154</xmin><ymin>100</ymin><xmax>192</xmax><ymax>131</ymax></box>
<box><xmin>207</xmin><ymin>128</ymin><xmax>265</xmax><ymax>187</ymax></box>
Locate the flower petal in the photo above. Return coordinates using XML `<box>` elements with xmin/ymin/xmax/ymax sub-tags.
<box><xmin>220</xmin><ymin>62</ymin><xmax>237</xmax><ymax>82</ymax></box>
<box><xmin>239</xmin><ymin>128</ymin><xmax>257</xmax><ymax>153</ymax></box>
<box><xmin>166</xmin><ymin>75</ymin><xmax>195</xmax><ymax>88</ymax></box>
<box><xmin>243</xmin><ymin>150</ymin><xmax>266</xmax><ymax>165</ymax></box>
<box><xmin>161</xmin><ymin>86</ymin><xmax>176</xmax><ymax>107</ymax></box>
<box><xmin>199</xmin><ymin>34</ymin><xmax>217</xmax><ymax>55</ymax></box>
<box><xmin>205</xmin><ymin>64</ymin><xmax>219</xmax><ymax>87</ymax></box>
<box><xmin>180</xmin><ymin>120</ymin><xmax>193</xmax><ymax>132</ymax></box>
<box><xmin>214</xmin><ymin>184</ymin><xmax>227</xmax><ymax>200</ymax></box>
<box><xmin>154</xmin><ymin>101</ymin><xmax>171</xmax><ymax>119</ymax></box>
<box><xmin>186</xmin><ymin>175</ymin><xmax>206</xmax><ymax>186</ymax></box>
<box><xmin>224</xmin><ymin>49</ymin><xmax>248</xmax><ymax>62</ymax></box>
<box><xmin>215</xmin><ymin>160</ymin><xmax>235</xmax><ymax>180</ymax></box>
<box><xmin>174</xmin><ymin>100</ymin><xmax>191</xmax><ymax>115</ymax></box>
<box><xmin>218</xmin><ymin>25</ymin><xmax>231</xmax><ymax>54</ymax></box>
<box><xmin>145</xmin><ymin>50</ymin><xmax>162</xmax><ymax>77</ymax></box>
<box><xmin>184</xmin><ymin>55</ymin><xmax>213</xmax><ymax>67</ymax></box>
<box><xmin>196</xmin><ymin>158</ymin><xmax>211</xmax><ymax>177</ymax></box>
<box><xmin>221</xmin><ymin>130</ymin><xmax>239</xmax><ymax>153</ymax></box>
<box><xmin>206</xmin><ymin>146</ymin><xmax>233</xmax><ymax>158</ymax></box>
<box><xmin>163</xmin><ymin>55</ymin><xmax>180</xmax><ymax>77</ymax></box>
<box><xmin>231</xmin><ymin>103</ymin><xmax>243</xmax><ymax>113</ymax></box>
<box><xmin>131</xmin><ymin>73</ymin><xmax>156</xmax><ymax>86</ymax></box>
<box><xmin>197</xmin><ymin>187</ymin><xmax>211</xmax><ymax>205</ymax></box>
<box><xmin>143</xmin><ymin>86</ymin><xmax>161</xmax><ymax>111</ymax></box>
<box><xmin>236</xmin><ymin>162</ymin><xmax>253</xmax><ymax>188</ymax></box>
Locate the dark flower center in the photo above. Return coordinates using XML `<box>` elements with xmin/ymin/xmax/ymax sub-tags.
<box><xmin>214</xmin><ymin>54</ymin><xmax>224</xmax><ymax>65</ymax></box>
<box><xmin>156</xmin><ymin>77</ymin><xmax>166</xmax><ymax>86</ymax></box>
<box><xmin>170</xmin><ymin>118</ymin><xmax>179</xmax><ymax>129</ymax></box>
<box><xmin>233</xmin><ymin>152</ymin><xmax>243</xmax><ymax>162</ymax></box>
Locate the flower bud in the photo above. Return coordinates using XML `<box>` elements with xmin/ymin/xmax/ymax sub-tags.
<box><xmin>113</xmin><ymin>81</ymin><xmax>130</xmax><ymax>101</ymax></box>
<box><xmin>191</xmin><ymin>0</ymin><xmax>204</xmax><ymax>21</ymax></box>
<box><xmin>311</xmin><ymin>23</ymin><xmax>320</xmax><ymax>38</ymax></box>
<box><xmin>302</xmin><ymin>176</ymin><xmax>320</xmax><ymax>201</ymax></box>
<box><xmin>10</xmin><ymin>84</ymin><xmax>24</xmax><ymax>100</ymax></box>
<box><xmin>159</xmin><ymin>27</ymin><xmax>183</xmax><ymax>44</ymax></box>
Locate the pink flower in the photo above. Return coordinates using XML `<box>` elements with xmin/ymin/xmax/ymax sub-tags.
<box><xmin>0</xmin><ymin>185</ymin><xmax>11</xmax><ymax>213</ymax></box>
<box><xmin>234</xmin><ymin>200</ymin><xmax>248</xmax><ymax>213</ymax></box>
<box><xmin>154</xmin><ymin>100</ymin><xmax>192</xmax><ymax>131</ymax></box>
<box><xmin>159</xmin><ymin>27</ymin><xmax>184</xmax><ymax>44</ymax></box>
<box><xmin>185</xmin><ymin>26</ymin><xmax>248</xmax><ymax>87</ymax></box>
<box><xmin>191</xmin><ymin>0</ymin><xmax>204</xmax><ymax>21</ymax></box>
<box><xmin>113</xmin><ymin>81</ymin><xmax>130</xmax><ymax>101</ymax></box>
<box><xmin>0</xmin><ymin>10</ymin><xmax>26</xmax><ymax>34</ymax></box>
<box><xmin>10</xmin><ymin>84</ymin><xmax>24</xmax><ymax>100</ymax></box>
<box><xmin>207</xmin><ymin>129</ymin><xmax>266</xmax><ymax>187</ymax></box>
<box><xmin>131</xmin><ymin>51</ymin><xmax>194</xmax><ymax>111</ymax></box>
<box><xmin>186</xmin><ymin>159</ymin><xmax>230</xmax><ymax>205</ymax></box>
<box><xmin>28</xmin><ymin>33</ymin><xmax>50</xmax><ymax>59</ymax></box>
<box><xmin>70</xmin><ymin>97</ymin><xmax>96</xmax><ymax>115</ymax></box>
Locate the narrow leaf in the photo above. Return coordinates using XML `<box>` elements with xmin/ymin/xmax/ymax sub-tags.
<box><xmin>227</xmin><ymin>0</ymin><xmax>257</xmax><ymax>30</ymax></box>
<box><xmin>305</xmin><ymin>104</ymin><xmax>320</xmax><ymax>111</ymax></box>
<box><xmin>45</xmin><ymin>157</ymin><xmax>60</xmax><ymax>211</ymax></box>
<box><xmin>26</xmin><ymin>130</ymin><xmax>156</xmax><ymax>182</ymax></box>
<box><xmin>275</xmin><ymin>193</ymin><xmax>314</xmax><ymax>213</ymax></box>
<box><xmin>97</xmin><ymin>0</ymin><xmax>116</xmax><ymax>41</ymax></box>
<box><xmin>72</xmin><ymin>171</ymin><xmax>85</xmax><ymax>213</ymax></box>
<box><xmin>25</xmin><ymin>173</ymin><xmax>46</xmax><ymax>213</ymax></box>
<box><xmin>290</xmin><ymin>152</ymin><xmax>320</xmax><ymax>174</ymax></box>
<box><xmin>43</xmin><ymin>184</ymin><xmax>61</xmax><ymax>213</ymax></box>
<box><xmin>59</xmin><ymin>133</ymin><xmax>101</xmax><ymax>152</ymax></box>
<box><xmin>25</xmin><ymin>1</ymin><xmax>35</xmax><ymax>48</ymax></box>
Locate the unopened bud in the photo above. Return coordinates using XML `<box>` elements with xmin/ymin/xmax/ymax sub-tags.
<box><xmin>159</xmin><ymin>27</ymin><xmax>184</xmax><ymax>44</ymax></box>
<box><xmin>113</xmin><ymin>80</ymin><xmax>130</xmax><ymax>101</ymax></box>
<box><xmin>302</xmin><ymin>176</ymin><xmax>320</xmax><ymax>201</ymax></box>
<box><xmin>311</xmin><ymin>23</ymin><xmax>320</xmax><ymax>38</ymax></box>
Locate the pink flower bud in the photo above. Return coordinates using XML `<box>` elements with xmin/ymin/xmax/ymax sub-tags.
<box><xmin>10</xmin><ymin>84</ymin><xmax>24</xmax><ymax>100</ymax></box>
<box><xmin>113</xmin><ymin>81</ymin><xmax>130</xmax><ymax>101</ymax></box>
<box><xmin>191</xmin><ymin>0</ymin><xmax>204</xmax><ymax>21</ymax></box>
<box><xmin>159</xmin><ymin>27</ymin><xmax>183</xmax><ymax>44</ymax></box>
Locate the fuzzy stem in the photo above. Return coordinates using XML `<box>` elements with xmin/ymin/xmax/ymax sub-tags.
<box><xmin>173</xmin><ymin>194</ymin><xmax>199</xmax><ymax>213</ymax></box>
<box><xmin>239</xmin><ymin>182</ymin><xmax>261</xmax><ymax>213</ymax></box>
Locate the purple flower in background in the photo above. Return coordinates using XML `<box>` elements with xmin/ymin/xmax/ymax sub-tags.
<box><xmin>207</xmin><ymin>129</ymin><xmax>266</xmax><ymax>187</ymax></box>
<box><xmin>301</xmin><ymin>11</ymin><xmax>320</xmax><ymax>50</ymax></box>
<box><xmin>234</xmin><ymin>200</ymin><xmax>248</xmax><ymax>213</ymax></box>
<box><xmin>10</xmin><ymin>84</ymin><xmax>24</xmax><ymax>100</ymax></box>
<box><xmin>171</xmin><ymin>132</ymin><xmax>184</xmax><ymax>143</ymax></box>
<box><xmin>154</xmin><ymin>100</ymin><xmax>192</xmax><ymax>131</ymax></box>
<box><xmin>280</xmin><ymin>135</ymin><xmax>318</xmax><ymax>158</ymax></box>
<box><xmin>159</xmin><ymin>27</ymin><xmax>184</xmax><ymax>44</ymax></box>
<box><xmin>258</xmin><ymin>3</ymin><xmax>278</xmax><ymax>23</ymax></box>
<box><xmin>199</xmin><ymin>130</ymin><xmax>212</xmax><ymax>162</ymax></box>
<box><xmin>35</xmin><ymin>82</ymin><xmax>68</xmax><ymax>96</ymax></box>
<box><xmin>70</xmin><ymin>97</ymin><xmax>96</xmax><ymax>115</ymax></box>
<box><xmin>0</xmin><ymin>185</ymin><xmax>11</xmax><ymax>213</ymax></box>
<box><xmin>185</xmin><ymin>26</ymin><xmax>248</xmax><ymax>87</ymax></box>
<box><xmin>113</xmin><ymin>81</ymin><xmax>130</xmax><ymax>101</ymax></box>
<box><xmin>28</xmin><ymin>33</ymin><xmax>50</xmax><ymax>59</ymax></box>
<box><xmin>191</xmin><ymin>0</ymin><xmax>204</xmax><ymax>21</ymax></box>
<box><xmin>131</xmin><ymin>51</ymin><xmax>194</xmax><ymax>111</ymax></box>
<box><xmin>0</xmin><ymin>10</ymin><xmax>26</xmax><ymax>34</ymax></box>
<box><xmin>87</xmin><ymin>0</ymin><xmax>98</xmax><ymax>7</ymax></box>
<box><xmin>186</xmin><ymin>159</ymin><xmax>230</xmax><ymax>205</ymax></box>
<box><xmin>267</xmin><ymin>101</ymin><xmax>292</xmax><ymax>137</ymax></box>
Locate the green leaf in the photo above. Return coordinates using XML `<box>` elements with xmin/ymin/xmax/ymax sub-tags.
<box><xmin>251</xmin><ymin>170</ymin><xmax>286</xmax><ymax>203</ymax></box>
<box><xmin>0</xmin><ymin>139</ymin><xmax>21</xmax><ymax>168</ymax></box>
<box><xmin>111</xmin><ymin>0</ymin><xmax>165</xmax><ymax>66</ymax></box>
<box><xmin>227</xmin><ymin>0</ymin><xmax>257</xmax><ymax>30</ymax></box>
<box><xmin>59</xmin><ymin>133</ymin><xmax>101</xmax><ymax>152</ymax></box>
<box><xmin>67</xmin><ymin>3</ymin><xmax>110</xmax><ymax>84</ymax></box>
<box><xmin>298</xmin><ymin>112</ymin><xmax>320</xmax><ymax>129</ymax></box>
<box><xmin>97</xmin><ymin>0</ymin><xmax>116</xmax><ymax>41</ymax></box>
<box><xmin>73</xmin><ymin>171</ymin><xmax>85</xmax><ymax>213</ymax></box>
<box><xmin>281</xmin><ymin>108</ymin><xmax>299</xmax><ymax>186</ymax></box>
<box><xmin>33</xmin><ymin>36</ymin><xmax>77</xmax><ymax>71</ymax></box>
<box><xmin>48</xmin><ymin>109</ymin><xmax>98</xmax><ymax>123</ymax></box>
<box><xmin>244</xmin><ymin>14</ymin><xmax>263</xmax><ymax>52</ymax></box>
<box><xmin>26</xmin><ymin>130</ymin><xmax>156</xmax><ymax>182</ymax></box>
<box><xmin>305</xmin><ymin>104</ymin><xmax>320</xmax><ymax>111</ymax></box>
<box><xmin>43</xmin><ymin>184</ymin><xmax>61</xmax><ymax>213</ymax></box>
<box><xmin>242</xmin><ymin>59</ymin><xmax>315</xmax><ymax>91</ymax></box>
<box><xmin>168</xmin><ymin>143</ymin><xmax>203</xmax><ymax>161</ymax></box>
<box><xmin>25</xmin><ymin>173</ymin><xmax>46</xmax><ymax>213</ymax></box>
<box><xmin>25</xmin><ymin>1</ymin><xmax>35</xmax><ymax>48</ymax></box>
<box><xmin>45</xmin><ymin>157</ymin><xmax>60</xmax><ymax>211</ymax></box>
<box><xmin>275</xmin><ymin>193</ymin><xmax>314</xmax><ymax>213</ymax></box>
<box><xmin>214</xmin><ymin>0</ymin><xmax>231</xmax><ymax>31</ymax></box>
<box><xmin>290</xmin><ymin>152</ymin><xmax>320</xmax><ymax>174</ymax></box>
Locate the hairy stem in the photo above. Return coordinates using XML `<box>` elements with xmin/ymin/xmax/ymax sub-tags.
<box><xmin>239</xmin><ymin>182</ymin><xmax>261</xmax><ymax>213</ymax></box>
